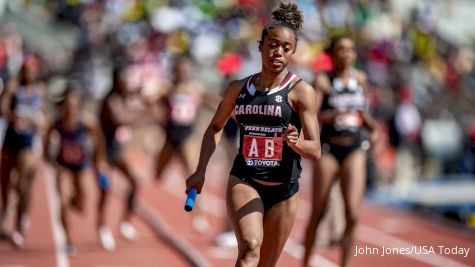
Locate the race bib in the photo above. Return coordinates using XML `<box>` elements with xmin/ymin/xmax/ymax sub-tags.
<box><xmin>13</xmin><ymin>106</ymin><xmax>37</xmax><ymax>132</ymax></box>
<box><xmin>13</xmin><ymin>118</ymin><xmax>32</xmax><ymax>132</ymax></box>
<box><xmin>114</xmin><ymin>126</ymin><xmax>133</xmax><ymax>144</ymax></box>
<box><xmin>59</xmin><ymin>140</ymin><xmax>85</xmax><ymax>165</ymax></box>
<box><xmin>334</xmin><ymin>111</ymin><xmax>363</xmax><ymax>131</ymax></box>
<box><xmin>169</xmin><ymin>95</ymin><xmax>199</xmax><ymax>125</ymax></box>
<box><xmin>242</xmin><ymin>125</ymin><xmax>283</xmax><ymax>168</ymax></box>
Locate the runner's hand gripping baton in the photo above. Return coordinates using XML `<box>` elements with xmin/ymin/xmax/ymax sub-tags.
<box><xmin>184</xmin><ymin>187</ymin><xmax>198</xmax><ymax>212</ymax></box>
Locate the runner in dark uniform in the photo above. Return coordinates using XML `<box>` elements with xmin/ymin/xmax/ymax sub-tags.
<box><xmin>155</xmin><ymin>55</ymin><xmax>217</xmax><ymax>181</ymax></box>
<box><xmin>154</xmin><ymin>55</ymin><xmax>219</xmax><ymax>233</ymax></box>
<box><xmin>186</xmin><ymin>3</ymin><xmax>321</xmax><ymax>266</ymax></box>
<box><xmin>0</xmin><ymin>55</ymin><xmax>45</xmax><ymax>247</ymax></box>
<box><xmin>44</xmin><ymin>85</ymin><xmax>115</xmax><ymax>255</ymax></box>
<box><xmin>99</xmin><ymin>66</ymin><xmax>154</xmax><ymax>241</ymax></box>
<box><xmin>302</xmin><ymin>36</ymin><xmax>379</xmax><ymax>267</ymax></box>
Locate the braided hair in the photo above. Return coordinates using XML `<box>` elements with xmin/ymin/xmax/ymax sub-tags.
<box><xmin>260</xmin><ymin>1</ymin><xmax>304</xmax><ymax>46</ymax></box>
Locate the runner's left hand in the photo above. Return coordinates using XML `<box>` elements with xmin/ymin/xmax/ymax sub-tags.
<box><xmin>283</xmin><ymin>123</ymin><xmax>299</xmax><ymax>146</ymax></box>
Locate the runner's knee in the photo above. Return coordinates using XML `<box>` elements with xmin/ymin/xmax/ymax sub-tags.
<box><xmin>240</xmin><ymin>236</ymin><xmax>262</xmax><ymax>257</ymax></box>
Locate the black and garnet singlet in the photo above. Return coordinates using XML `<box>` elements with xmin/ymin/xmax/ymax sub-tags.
<box><xmin>230</xmin><ymin>73</ymin><xmax>302</xmax><ymax>183</ymax></box>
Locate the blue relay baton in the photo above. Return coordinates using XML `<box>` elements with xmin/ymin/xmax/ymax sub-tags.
<box><xmin>98</xmin><ymin>172</ymin><xmax>109</xmax><ymax>189</ymax></box>
<box><xmin>184</xmin><ymin>187</ymin><xmax>198</xmax><ymax>212</ymax></box>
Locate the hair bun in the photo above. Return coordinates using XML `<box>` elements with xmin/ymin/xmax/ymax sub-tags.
<box><xmin>271</xmin><ymin>2</ymin><xmax>303</xmax><ymax>32</ymax></box>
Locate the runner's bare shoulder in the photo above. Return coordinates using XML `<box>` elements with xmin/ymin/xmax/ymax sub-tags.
<box><xmin>314</xmin><ymin>72</ymin><xmax>331</xmax><ymax>95</ymax></box>
<box><xmin>222</xmin><ymin>77</ymin><xmax>249</xmax><ymax>104</ymax></box>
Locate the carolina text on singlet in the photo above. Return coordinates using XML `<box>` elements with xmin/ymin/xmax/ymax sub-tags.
<box><xmin>234</xmin><ymin>104</ymin><xmax>282</xmax><ymax>117</ymax></box>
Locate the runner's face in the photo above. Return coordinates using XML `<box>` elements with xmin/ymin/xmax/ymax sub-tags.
<box><xmin>260</xmin><ymin>27</ymin><xmax>296</xmax><ymax>73</ymax></box>
<box><xmin>174</xmin><ymin>59</ymin><xmax>192</xmax><ymax>80</ymax></box>
<box><xmin>64</xmin><ymin>92</ymin><xmax>80</xmax><ymax>113</ymax></box>
<box><xmin>334</xmin><ymin>38</ymin><xmax>356</xmax><ymax>67</ymax></box>
<box><xmin>23</xmin><ymin>65</ymin><xmax>39</xmax><ymax>83</ymax></box>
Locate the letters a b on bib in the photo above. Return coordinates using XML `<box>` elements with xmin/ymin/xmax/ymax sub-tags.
<box><xmin>242</xmin><ymin>125</ymin><xmax>283</xmax><ymax>167</ymax></box>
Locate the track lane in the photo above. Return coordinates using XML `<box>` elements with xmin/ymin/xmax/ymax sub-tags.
<box><xmin>130</xmin><ymin>146</ymin><xmax>475</xmax><ymax>267</ymax></box>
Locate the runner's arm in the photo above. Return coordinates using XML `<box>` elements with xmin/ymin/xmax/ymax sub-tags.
<box><xmin>0</xmin><ymin>79</ymin><xmax>17</xmax><ymax>118</ymax></box>
<box><xmin>287</xmin><ymin>81</ymin><xmax>321</xmax><ymax>160</ymax></box>
<box><xmin>357</xmin><ymin>71</ymin><xmax>379</xmax><ymax>145</ymax></box>
<box><xmin>42</xmin><ymin>123</ymin><xmax>56</xmax><ymax>165</ymax></box>
<box><xmin>186</xmin><ymin>79</ymin><xmax>243</xmax><ymax>193</ymax></box>
<box><xmin>314</xmin><ymin>73</ymin><xmax>339</xmax><ymax>124</ymax></box>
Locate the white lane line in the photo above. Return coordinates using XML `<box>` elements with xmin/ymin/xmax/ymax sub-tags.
<box><xmin>162</xmin><ymin>177</ymin><xmax>471</xmax><ymax>267</ymax></box>
<box><xmin>161</xmin><ymin>178</ymin><xmax>338</xmax><ymax>265</ymax></box>
<box><xmin>359</xmin><ymin>225</ymin><xmax>470</xmax><ymax>267</ymax></box>
<box><xmin>44</xmin><ymin>167</ymin><xmax>69</xmax><ymax>267</ymax></box>
<box><xmin>285</xmin><ymin>239</ymin><xmax>339</xmax><ymax>267</ymax></box>
<box><xmin>92</xmin><ymin>265</ymin><xmax>170</xmax><ymax>267</ymax></box>
<box><xmin>299</xmin><ymin>201</ymin><xmax>471</xmax><ymax>267</ymax></box>
<box><xmin>137</xmin><ymin>199</ymin><xmax>213</xmax><ymax>267</ymax></box>
<box><xmin>110</xmin><ymin>171</ymin><xmax>212</xmax><ymax>267</ymax></box>
<box><xmin>207</xmin><ymin>246</ymin><xmax>237</xmax><ymax>259</ymax></box>
<box><xmin>162</xmin><ymin>175</ymin><xmax>224</xmax><ymax>218</ymax></box>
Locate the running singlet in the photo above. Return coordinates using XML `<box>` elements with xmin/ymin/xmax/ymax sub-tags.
<box><xmin>320</xmin><ymin>71</ymin><xmax>367</xmax><ymax>142</ymax></box>
<box><xmin>100</xmin><ymin>93</ymin><xmax>135</xmax><ymax>144</ymax></box>
<box><xmin>55</xmin><ymin>120</ymin><xmax>89</xmax><ymax>171</ymax></box>
<box><xmin>10</xmin><ymin>86</ymin><xmax>42</xmax><ymax>133</ymax></box>
<box><xmin>3</xmin><ymin>86</ymin><xmax>42</xmax><ymax>153</ymax></box>
<box><xmin>167</xmin><ymin>93</ymin><xmax>201</xmax><ymax>126</ymax></box>
<box><xmin>231</xmin><ymin>73</ymin><xmax>302</xmax><ymax>183</ymax></box>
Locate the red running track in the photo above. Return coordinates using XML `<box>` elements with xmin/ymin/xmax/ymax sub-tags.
<box><xmin>0</xmin><ymin>147</ymin><xmax>474</xmax><ymax>267</ymax></box>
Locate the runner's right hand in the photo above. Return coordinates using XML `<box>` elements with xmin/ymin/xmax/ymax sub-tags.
<box><xmin>185</xmin><ymin>172</ymin><xmax>205</xmax><ymax>194</ymax></box>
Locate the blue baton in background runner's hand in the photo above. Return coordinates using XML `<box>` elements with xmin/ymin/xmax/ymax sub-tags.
<box><xmin>184</xmin><ymin>187</ymin><xmax>198</xmax><ymax>212</ymax></box>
